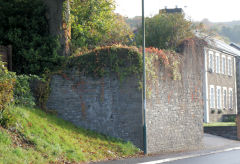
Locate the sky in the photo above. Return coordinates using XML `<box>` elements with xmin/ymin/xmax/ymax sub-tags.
<box><xmin>114</xmin><ymin>0</ymin><xmax>240</xmax><ymax>22</ymax></box>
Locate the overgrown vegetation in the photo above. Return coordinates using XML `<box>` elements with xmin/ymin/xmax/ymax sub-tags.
<box><xmin>135</xmin><ymin>12</ymin><xmax>193</xmax><ymax>50</ymax></box>
<box><xmin>0</xmin><ymin>60</ymin><xmax>15</xmax><ymax>127</ymax></box>
<box><xmin>13</xmin><ymin>74</ymin><xmax>51</xmax><ymax>111</ymax></box>
<box><xmin>68</xmin><ymin>45</ymin><xmax>143</xmax><ymax>81</ymax></box>
<box><xmin>0</xmin><ymin>106</ymin><xmax>140</xmax><ymax>163</ymax></box>
<box><xmin>0</xmin><ymin>0</ymin><xmax>64</xmax><ymax>75</ymax></box>
<box><xmin>70</xmin><ymin>0</ymin><xmax>133</xmax><ymax>51</ymax></box>
<box><xmin>14</xmin><ymin>75</ymin><xmax>36</xmax><ymax>107</ymax></box>
<box><xmin>66</xmin><ymin>45</ymin><xmax>182</xmax><ymax>84</ymax></box>
<box><xmin>144</xmin><ymin>47</ymin><xmax>181</xmax><ymax>97</ymax></box>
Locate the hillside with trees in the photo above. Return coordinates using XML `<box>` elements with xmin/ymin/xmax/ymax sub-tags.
<box><xmin>193</xmin><ymin>19</ymin><xmax>240</xmax><ymax>44</ymax></box>
<box><xmin>126</xmin><ymin>15</ymin><xmax>240</xmax><ymax>45</ymax></box>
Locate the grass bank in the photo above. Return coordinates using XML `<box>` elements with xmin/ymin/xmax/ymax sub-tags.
<box><xmin>0</xmin><ymin>106</ymin><xmax>141</xmax><ymax>163</ymax></box>
<box><xmin>204</xmin><ymin>122</ymin><xmax>236</xmax><ymax>127</ymax></box>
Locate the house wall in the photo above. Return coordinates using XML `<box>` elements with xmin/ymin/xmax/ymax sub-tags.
<box><xmin>236</xmin><ymin>58</ymin><xmax>240</xmax><ymax>115</ymax></box>
<box><xmin>146</xmin><ymin>40</ymin><xmax>204</xmax><ymax>153</ymax></box>
<box><xmin>205</xmin><ymin>48</ymin><xmax>237</xmax><ymax>122</ymax></box>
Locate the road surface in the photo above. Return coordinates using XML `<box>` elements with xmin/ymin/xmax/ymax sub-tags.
<box><xmin>140</xmin><ymin>149</ymin><xmax>240</xmax><ymax>164</ymax></box>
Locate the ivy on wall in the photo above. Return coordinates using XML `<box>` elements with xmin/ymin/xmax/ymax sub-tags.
<box><xmin>67</xmin><ymin>45</ymin><xmax>143</xmax><ymax>82</ymax></box>
<box><xmin>144</xmin><ymin>47</ymin><xmax>182</xmax><ymax>97</ymax></box>
<box><xmin>53</xmin><ymin>45</ymin><xmax>182</xmax><ymax>100</ymax></box>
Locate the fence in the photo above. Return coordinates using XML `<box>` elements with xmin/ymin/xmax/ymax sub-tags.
<box><xmin>0</xmin><ymin>45</ymin><xmax>12</xmax><ymax>71</ymax></box>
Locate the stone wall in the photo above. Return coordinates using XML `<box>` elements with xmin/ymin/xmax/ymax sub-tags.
<box><xmin>47</xmin><ymin>44</ymin><xmax>204</xmax><ymax>153</ymax></box>
<box><xmin>47</xmin><ymin>71</ymin><xmax>143</xmax><ymax>149</ymax></box>
<box><xmin>146</xmin><ymin>40</ymin><xmax>204</xmax><ymax>153</ymax></box>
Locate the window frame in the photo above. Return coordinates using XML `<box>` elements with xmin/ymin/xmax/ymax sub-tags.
<box><xmin>228</xmin><ymin>57</ymin><xmax>232</xmax><ymax>76</ymax></box>
<box><xmin>216</xmin><ymin>86</ymin><xmax>221</xmax><ymax>109</ymax></box>
<box><xmin>209</xmin><ymin>85</ymin><xmax>215</xmax><ymax>109</ymax></box>
<box><xmin>229</xmin><ymin>88</ymin><xmax>233</xmax><ymax>109</ymax></box>
<box><xmin>216</xmin><ymin>53</ymin><xmax>220</xmax><ymax>73</ymax></box>
<box><xmin>222</xmin><ymin>55</ymin><xmax>226</xmax><ymax>75</ymax></box>
<box><xmin>223</xmin><ymin>87</ymin><xmax>227</xmax><ymax>109</ymax></box>
<box><xmin>209</xmin><ymin>51</ymin><xmax>214</xmax><ymax>72</ymax></box>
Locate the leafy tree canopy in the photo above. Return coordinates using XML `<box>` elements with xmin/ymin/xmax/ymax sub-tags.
<box><xmin>0</xmin><ymin>0</ymin><xmax>64</xmax><ymax>75</ymax></box>
<box><xmin>135</xmin><ymin>12</ymin><xmax>193</xmax><ymax>50</ymax></box>
<box><xmin>70</xmin><ymin>0</ymin><xmax>133</xmax><ymax>51</ymax></box>
<box><xmin>0</xmin><ymin>0</ymin><xmax>133</xmax><ymax>75</ymax></box>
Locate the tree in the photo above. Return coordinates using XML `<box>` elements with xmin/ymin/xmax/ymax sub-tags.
<box><xmin>70</xmin><ymin>0</ymin><xmax>133</xmax><ymax>51</ymax></box>
<box><xmin>0</xmin><ymin>0</ymin><xmax>64</xmax><ymax>75</ymax></box>
<box><xmin>220</xmin><ymin>25</ymin><xmax>240</xmax><ymax>44</ymax></box>
<box><xmin>135</xmin><ymin>12</ymin><xmax>193</xmax><ymax>50</ymax></box>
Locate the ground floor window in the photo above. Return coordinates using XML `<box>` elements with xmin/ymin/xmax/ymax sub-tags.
<box><xmin>229</xmin><ymin>88</ymin><xmax>233</xmax><ymax>109</ymax></box>
<box><xmin>216</xmin><ymin>86</ymin><xmax>221</xmax><ymax>109</ymax></box>
<box><xmin>209</xmin><ymin>85</ymin><xmax>215</xmax><ymax>108</ymax></box>
<box><xmin>223</xmin><ymin>87</ymin><xmax>227</xmax><ymax>109</ymax></box>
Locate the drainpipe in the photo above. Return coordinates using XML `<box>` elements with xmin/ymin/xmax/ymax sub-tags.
<box><xmin>142</xmin><ymin>0</ymin><xmax>147</xmax><ymax>154</ymax></box>
<box><xmin>203</xmin><ymin>48</ymin><xmax>209</xmax><ymax>123</ymax></box>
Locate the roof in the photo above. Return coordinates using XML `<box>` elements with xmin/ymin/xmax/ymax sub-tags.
<box><xmin>230</xmin><ymin>43</ymin><xmax>240</xmax><ymax>51</ymax></box>
<box><xmin>159</xmin><ymin>8</ymin><xmax>184</xmax><ymax>14</ymax></box>
<box><xmin>195</xmin><ymin>33</ymin><xmax>240</xmax><ymax>57</ymax></box>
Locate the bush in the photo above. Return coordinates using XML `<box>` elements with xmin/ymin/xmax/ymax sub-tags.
<box><xmin>14</xmin><ymin>75</ymin><xmax>36</xmax><ymax>107</ymax></box>
<box><xmin>0</xmin><ymin>60</ymin><xmax>15</xmax><ymax>127</ymax></box>
<box><xmin>0</xmin><ymin>0</ymin><xmax>64</xmax><ymax>75</ymax></box>
<box><xmin>28</xmin><ymin>75</ymin><xmax>50</xmax><ymax>111</ymax></box>
<box><xmin>135</xmin><ymin>12</ymin><xmax>193</xmax><ymax>50</ymax></box>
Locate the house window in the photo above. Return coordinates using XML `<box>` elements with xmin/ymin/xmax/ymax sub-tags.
<box><xmin>216</xmin><ymin>86</ymin><xmax>221</xmax><ymax>109</ymax></box>
<box><xmin>228</xmin><ymin>57</ymin><xmax>232</xmax><ymax>76</ymax></box>
<box><xmin>229</xmin><ymin>88</ymin><xmax>233</xmax><ymax>109</ymax></box>
<box><xmin>209</xmin><ymin>51</ymin><xmax>214</xmax><ymax>72</ymax></box>
<box><xmin>222</xmin><ymin>55</ymin><xmax>226</xmax><ymax>74</ymax></box>
<box><xmin>223</xmin><ymin>87</ymin><xmax>227</xmax><ymax>109</ymax></box>
<box><xmin>209</xmin><ymin>85</ymin><xmax>215</xmax><ymax>108</ymax></box>
<box><xmin>216</xmin><ymin>53</ymin><xmax>220</xmax><ymax>73</ymax></box>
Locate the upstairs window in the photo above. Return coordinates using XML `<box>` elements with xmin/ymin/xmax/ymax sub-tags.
<box><xmin>222</xmin><ymin>55</ymin><xmax>226</xmax><ymax>74</ymax></box>
<box><xmin>209</xmin><ymin>85</ymin><xmax>215</xmax><ymax>108</ymax></box>
<box><xmin>209</xmin><ymin>51</ymin><xmax>214</xmax><ymax>72</ymax></box>
<box><xmin>216</xmin><ymin>53</ymin><xmax>220</xmax><ymax>73</ymax></box>
<box><xmin>216</xmin><ymin>86</ymin><xmax>221</xmax><ymax>109</ymax></box>
<box><xmin>228</xmin><ymin>57</ymin><xmax>232</xmax><ymax>76</ymax></box>
<box><xmin>229</xmin><ymin>88</ymin><xmax>233</xmax><ymax>109</ymax></box>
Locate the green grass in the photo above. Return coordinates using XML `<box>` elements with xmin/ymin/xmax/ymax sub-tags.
<box><xmin>0</xmin><ymin>106</ymin><xmax>141</xmax><ymax>163</ymax></box>
<box><xmin>204</xmin><ymin>122</ymin><xmax>236</xmax><ymax>127</ymax></box>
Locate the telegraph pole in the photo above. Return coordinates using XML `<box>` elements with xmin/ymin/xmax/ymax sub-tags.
<box><xmin>142</xmin><ymin>0</ymin><xmax>147</xmax><ymax>155</ymax></box>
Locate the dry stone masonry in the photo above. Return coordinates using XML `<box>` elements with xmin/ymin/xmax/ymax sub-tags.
<box><xmin>47</xmin><ymin>41</ymin><xmax>204</xmax><ymax>153</ymax></box>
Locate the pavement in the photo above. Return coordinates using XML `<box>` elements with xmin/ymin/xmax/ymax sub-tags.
<box><xmin>94</xmin><ymin>133</ymin><xmax>240</xmax><ymax>164</ymax></box>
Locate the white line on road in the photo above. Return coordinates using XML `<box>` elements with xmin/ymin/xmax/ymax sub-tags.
<box><xmin>138</xmin><ymin>147</ymin><xmax>240</xmax><ymax>164</ymax></box>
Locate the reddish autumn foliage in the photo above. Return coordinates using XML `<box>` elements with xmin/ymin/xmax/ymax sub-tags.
<box><xmin>145</xmin><ymin>47</ymin><xmax>170</xmax><ymax>65</ymax></box>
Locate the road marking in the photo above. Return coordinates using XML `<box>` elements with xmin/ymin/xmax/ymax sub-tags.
<box><xmin>138</xmin><ymin>147</ymin><xmax>240</xmax><ymax>164</ymax></box>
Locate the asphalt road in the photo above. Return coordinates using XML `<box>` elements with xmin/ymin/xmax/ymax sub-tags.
<box><xmin>96</xmin><ymin>134</ymin><xmax>240</xmax><ymax>164</ymax></box>
<box><xmin>165</xmin><ymin>149</ymin><xmax>240</xmax><ymax>164</ymax></box>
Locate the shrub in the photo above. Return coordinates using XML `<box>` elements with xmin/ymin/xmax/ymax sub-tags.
<box><xmin>0</xmin><ymin>60</ymin><xmax>15</xmax><ymax>127</ymax></box>
<box><xmin>13</xmin><ymin>74</ymin><xmax>50</xmax><ymax>110</ymax></box>
<box><xmin>0</xmin><ymin>0</ymin><xmax>64</xmax><ymax>75</ymax></box>
<box><xmin>14</xmin><ymin>75</ymin><xmax>36</xmax><ymax>107</ymax></box>
<box><xmin>29</xmin><ymin>75</ymin><xmax>51</xmax><ymax>111</ymax></box>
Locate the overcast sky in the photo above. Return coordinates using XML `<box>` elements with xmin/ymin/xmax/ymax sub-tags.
<box><xmin>114</xmin><ymin>0</ymin><xmax>240</xmax><ymax>22</ymax></box>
